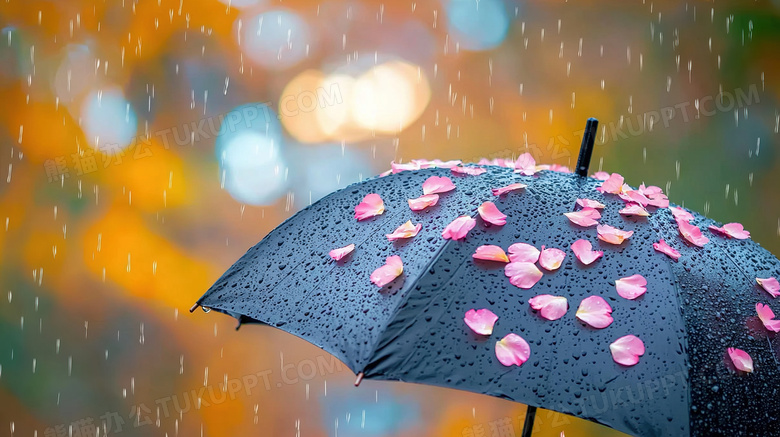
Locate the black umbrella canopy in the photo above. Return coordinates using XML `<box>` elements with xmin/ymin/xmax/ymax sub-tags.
<box><xmin>194</xmin><ymin>156</ymin><xmax>780</xmax><ymax>436</ymax></box>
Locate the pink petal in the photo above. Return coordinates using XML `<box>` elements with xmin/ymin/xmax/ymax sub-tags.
<box><xmin>464</xmin><ymin>308</ymin><xmax>499</xmax><ymax>335</ymax></box>
<box><xmin>576</xmin><ymin>295</ymin><xmax>614</xmax><ymax>329</ymax></box>
<box><xmin>564</xmin><ymin>208</ymin><xmax>601</xmax><ymax>227</ymax></box>
<box><xmin>451</xmin><ymin>166</ymin><xmax>487</xmax><ymax>176</ymax></box>
<box><xmin>618</xmin><ymin>190</ymin><xmax>651</xmax><ymax>206</ymax></box>
<box><xmin>591</xmin><ymin>171</ymin><xmax>610</xmax><ymax>181</ymax></box>
<box><xmin>442</xmin><ymin>216</ymin><xmax>477</xmax><ymax>240</ymax></box>
<box><xmin>757</xmin><ymin>277</ymin><xmax>780</xmax><ymax>298</ymax></box>
<box><xmin>386</xmin><ymin>221</ymin><xmax>422</xmax><ymax>241</ymax></box>
<box><xmin>427</xmin><ymin>159</ymin><xmax>462</xmax><ymax>168</ymax></box>
<box><xmin>408</xmin><ymin>194</ymin><xmax>439</xmax><ymax>211</ymax></box>
<box><xmin>610</xmin><ymin>335</ymin><xmax>645</xmax><ymax>366</ymax></box>
<box><xmin>571</xmin><ymin>239</ymin><xmax>603</xmax><ymax>265</ymax></box>
<box><xmin>600</xmin><ymin>173</ymin><xmax>625</xmax><ymax>194</ymax></box>
<box><xmin>329</xmin><ymin>244</ymin><xmax>355</xmax><ymax>261</ymax></box>
<box><xmin>619</xmin><ymin>203</ymin><xmax>650</xmax><ymax>217</ymax></box>
<box><xmin>727</xmin><ymin>348</ymin><xmax>754</xmax><ymax>373</ymax></box>
<box><xmin>549</xmin><ymin>164</ymin><xmax>571</xmax><ymax>173</ymax></box>
<box><xmin>576</xmin><ymin>198</ymin><xmax>606</xmax><ymax>209</ymax></box>
<box><xmin>504</xmin><ymin>262</ymin><xmax>543</xmax><ymax>289</ymax></box>
<box><xmin>370</xmin><ymin>255</ymin><xmax>403</xmax><ymax>287</ymax></box>
<box><xmin>597</xmin><ymin>224</ymin><xmax>634</xmax><ymax>245</ymax></box>
<box><xmin>495</xmin><ymin>333</ymin><xmax>531</xmax><ymax>367</ymax></box>
<box><xmin>677</xmin><ymin>219</ymin><xmax>709</xmax><ymax>247</ymax></box>
<box><xmin>756</xmin><ymin>303</ymin><xmax>780</xmax><ymax>332</ymax></box>
<box><xmin>638</xmin><ymin>184</ymin><xmax>663</xmax><ymax>197</ymax></box>
<box><xmin>708</xmin><ymin>223</ymin><xmax>750</xmax><ymax>240</ymax></box>
<box><xmin>646</xmin><ymin>193</ymin><xmax>669</xmax><ymax>209</ymax></box>
<box><xmin>539</xmin><ymin>246</ymin><xmax>566</xmax><ymax>271</ymax></box>
<box><xmin>391</xmin><ymin>161</ymin><xmax>420</xmax><ymax>173</ymax></box>
<box><xmin>492</xmin><ymin>183</ymin><xmax>527</xmax><ymax>196</ymax></box>
<box><xmin>354</xmin><ymin>193</ymin><xmax>385</xmax><ymax>221</ymax></box>
<box><xmin>513</xmin><ymin>153</ymin><xmax>536</xmax><ymax>176</ymax></box>
<box><xmin>670</xmin><ymin>206</ymin><xmax>694</xmax><ymax>222</ymax></box>
<box><xmin>507</xmin><ymin>243</ymin><xmax>540</xmax><ymax>263</ymax></box>
<box><xmin>615</xmin><ymin>274</ymin><xmax>647</xmax><ymax>299</ymax></box>
<box><xmin>473</xmin><ymin>245</ymin><xmax>509</xmax><ymax>263</ymax></box>
<box><xmin>478</xmin><ymin>202</ymin><xmax>507</xmax><ymax>226</ymax></box>
<box><xmin>528</xmin><ymin>295</ymin><xmax>568</xmax><ymax>321</ymax></box>
<box><xmin>378</xmin><ymin>169</ymin><xmax>392</xmax><ymax>177</ymax></box>
<box><xmin>422</xmin><ymin>176</ymin><xmax>456</xmax><ymax>195</ymax></box>
<box><xmin>653</xmin><ymin>239</ymin><xmax>681</xmax><ymax>261</ymax></box>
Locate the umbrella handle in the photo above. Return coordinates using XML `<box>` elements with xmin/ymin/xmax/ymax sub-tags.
<box><xmin>575</xmin><ymin>118</ymin><xmax>599</xmax><ymax>177</ymax></box>
<box><xmin>520</xmin><ymin>405</ymin><xmax>537</xmax><ymax>437</ymax></box>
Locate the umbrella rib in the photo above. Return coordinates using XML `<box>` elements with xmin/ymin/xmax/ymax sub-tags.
<box><xmin>361</xmin><ymin>210</ymin><xmax>485</xmax><ymax>375</ymax></box>
<box><xmin>706</xmin><ymin>233</ymin><xmax>780</xmax><ymax>370</ymax></box>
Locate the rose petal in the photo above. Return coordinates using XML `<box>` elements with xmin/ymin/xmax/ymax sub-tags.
<box><xmin>422</xmin><ymin>176</ymin><xmax>456</xmax><ymax>195</ymax></box>
<box><xmin>528</xmin><ymin>295</ymin><xmax>568</xmax><ymax>320</ymax></box>
<box><xmin>670</xmin><ymin>206</ymin><xmax>694</xmax><ymax>222</ymax></box>
<box><xmin>576</xmin><ymin>295</ymin><xmax>614</xmax><ymax>328</ymax></box>
<box><xmin>646</xmin><ymin>193</ymin><xmax>669</xmax><ymax>208</ymax></box>
<box><xmin>576</xmin><ymin>198</ymin><xmax>606</xmax><ymax>209</ymax></box>
<box><xmin>513</xmin><ymin>153</ymin><xmax>536</xmax><ymax>176</ymax></box>
<box><xmin>597</xmin><ymin>224</ymin><xmax>634</xmax><ymax>245</ymax></box>
<box><xmin>610</xmin><ymin>335</ymin><xmax>645</xmax><ymax>366</ymax></box>
<box><xmin>329</xmin><ymin>244</ymin><xmax>355</xmax><ymax>261</ymax></box>
<box><xmin>677</xmin><ymin>219</ymin><xmax>709</xmax><ymax>247</ymax></box>
<box><xmin>756</xmin><ymin>303</ymin><xmax>780</xmax><ymax>332</ymax></box>
<box><xmin>591</xmin><ymin>171</ymin><xmax>610</xmax><ymax>181</ymax></box>
<box><xmin>504</xmin><ymin>262</ymin><xmax>543</xmax><ymax>289</ymax></box>
<box><xmin>464</xmin><ymin>309</ymin><xmax>499</xmax><ymax>335</ymax></box>
<box><xmin>571</xmin><ymin>239</ymin><xmax>603</xmax><ymax>265</ymax></box>
<box><xmin>638</xmin><ymin>184</ymin><xmax>663</xmax><ymax>197</ymax></box>
<box><xmin>548</xmin><ymin>164</ymin><xmax>571</xmax><ymax>173</ymax></box>
<box><xmin>442</xmin><ymin>216</ymin><xmax>477</xmax><ymax>240</ymax></box>
<box><xmin>426</xmin><ymin>159</ymin><xmax>462</xmax><ymax>168</ymax></box>
<box><xmin>539</xmin><ymin>246</ymin><xmax>566</xmax><ymax>271</ymax></box>
<box><xmin>727</xmin><ymin>348</ymin><xmax>754</xmax><ymax>373</ymax></box>
<box><xmin>492</xmin><ymin>183</ymin><xmax>528</xmax><ymax>196</ymax></box>
<box><xmin>478</xmin><ymin>202</ymin><xmax>507</xmax><ymax>226</ymax></box>
<box><xmin>473</xmin><ymin>245</ymin><xmax>509</xmax><ymax>263</ymax></box>
<box><xmin>370</xmin><ymin>255</ymin><xmax>403</xmax><ymax>287</ymax></box>
<box><xmin>708</xmin><ymin>223</ymin><xmax>750</xmax><ymax>240</ymax></box>
<box><xmin>354</xmin><ymin>193</ymin><xmax>385</xmax><ymax>221</ymax></box>
<box><xmin>495</xmin><ymin>333</ymin><xmax>531</xmax><ymax>366</ymax></box>
<box><xmin>451</xmin><ymin>166</ymin><xmax>486</xmax><ymax>176</ymax></box>
<box><xmin>653</xmin><ymin>239</ymin><xmax>681</xmax><ymax>261</ymax></box>
<box><xmin>386</xmin><ymin>221</ymin><xmax>422</xmax><ymax>241</ymax></box>
<box><xmin>757</xmin><ymin>277</ymin><xmax>780</xmax><ymax>298</ymax></box>
<box><xmin>391</xmin><ymin>161</ymin><xmax>420</xmax><ymax>173</ymax></box>
<box><xmin>507</xmin><ymin>243</ymin><xmax>540</xmax><ymax>263</ymax></box>
<box><xmin>599</xmin><ymin>173</ymin><xmax>625</xmax><ymax>194</ymax></box>
<box><xmin>619</xmin><ymin>190</ymin><xmax>651</xmax><ymax>206</ymax></box>
<box><xmin>408</xmin><ymin>194</ymin><xmax>439</xmax><ymax>211</ymax></box>
<box><xmin>564</xmin><ymin>208</ymin><xmax>601</xmax><ymax>227</ymax></box>
<box><xmin>615</xmin><ymin>274</ymin><xmax>647</xmax><ymax>299</ymax></box>
<box><xmin>619</xmin><ymin>203</ymin><xmax>650</xmax><ymax>217</ymax></box>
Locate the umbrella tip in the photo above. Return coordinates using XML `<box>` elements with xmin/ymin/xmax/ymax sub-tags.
<box><xmin>354</xmin><ymin>372</ymin><xmax>364</xmax><ymax>387</ymax></box>
<box><xmin>189</xmin><ymin>303</ymin><xmax>200</xmax><ymax>313</ymax></box>
<box><xmin>575</xmin><ymin>117</ymin><xmax>599</xmax><ymax>177</ymax></box>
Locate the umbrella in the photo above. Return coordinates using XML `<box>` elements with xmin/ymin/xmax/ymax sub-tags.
<box><xmin>192</xmin><ymin>118</ymin><xmax>780</xmax><ymax>436</ymax></box>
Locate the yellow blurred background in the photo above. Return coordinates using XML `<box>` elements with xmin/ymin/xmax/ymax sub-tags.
<box><xmin>1</xmin><ymin>0</ymin><xmax>779</xmax><ymax>435</ymax></box>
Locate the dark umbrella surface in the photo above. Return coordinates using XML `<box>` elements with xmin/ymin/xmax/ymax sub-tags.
<box><xmin>194</xmin><ymin>165</ymin><xmax>780</xmax><ymax>437</ymax></box>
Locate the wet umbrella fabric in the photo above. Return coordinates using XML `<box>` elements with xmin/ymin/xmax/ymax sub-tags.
<box><xmin>194</xmin><ymin>166</ymin><xmax>780</xmax><ymax>437</ymax></box>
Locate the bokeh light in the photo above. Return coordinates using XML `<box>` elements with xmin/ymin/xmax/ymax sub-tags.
<box><xmin>237</xmin><ymin>9</ymin><xmax>312</xmax><ymax>70</ymax></box>
<box><xmin>79</xmin><ymin>87</ymin><xmax>138</xmax><ymax>151</ymax></box>
<box><xmin>445</xmin><ymin>0</ymin><xmax>510</xmax><ymax>51</ymax></box>
<box><xmin>216</xmin><ymin>104</ymin><xmax>287</xmax><ymax>205</ymax></box>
